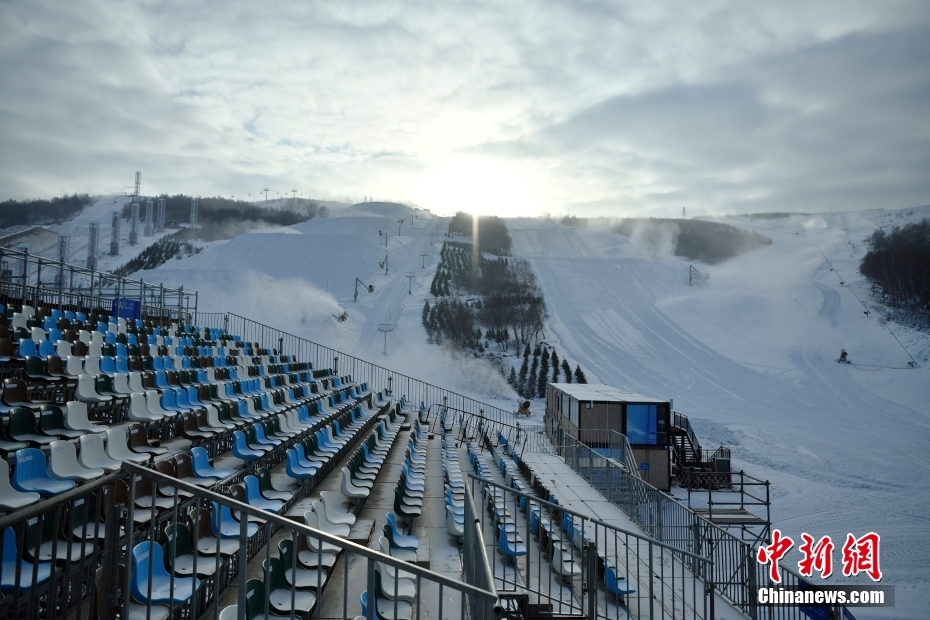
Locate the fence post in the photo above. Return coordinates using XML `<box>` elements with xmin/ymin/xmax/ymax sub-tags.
<box><xmin>366</xmin><ymin>556</ymin><xmax>376</xmax><ymax>620</ymax></box>
<box><xmin>238</xmin><ymin>515</ymin><xmax>248</xmax><ymax>614</ymax></box>
<box><xmin>21</xmin><ymin>247</ymin><xmax>29</xmax><ymax>302</ymax></box>
<box><xmin>586</xmin><ymin>540</ymin><xmax>597</xmax><ymax>620</ymax></box>
<box><xmin>58</xmin><ymin>253</ymin><xmax>64</xmax><ymax>308</ymax></box>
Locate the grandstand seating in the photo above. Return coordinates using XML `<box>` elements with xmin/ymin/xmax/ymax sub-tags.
<box><xmin>0</xmin><ymin>299</ymin><xmax>409</xmax><ymax>617</ymax></box>
<box><xmin>1</xmin><ymin>299</ymin><xmax>645</xmax><ymax>620</ymax></box>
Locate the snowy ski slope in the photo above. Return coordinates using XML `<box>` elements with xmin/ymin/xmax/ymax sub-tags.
<box><xmin>509</xmin><ymin>210</ymin><xmax>930</xmax><ymax>618</ymax></box>
<box><xmin>120</xmin><ymin>200</ymin><xmax>929</xmax><ymax>617</ymax></box>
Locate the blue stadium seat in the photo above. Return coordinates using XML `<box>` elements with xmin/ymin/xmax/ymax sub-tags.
<box><xmin>130</xmin><ymin>541</ymin><xmax>200</xmax><ymax>605</ymax></box>
<box><xmin>1</xmin><ymin>527</ymin><xmax>52</xmax><ymax>593</ymax></box>
<box><xmin>11</xmin><ymin>448</ymin><xmax>74</xmax><ymax>497</ymax></box>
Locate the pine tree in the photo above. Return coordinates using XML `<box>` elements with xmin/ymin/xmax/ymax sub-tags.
<box><xmin>508</xmin><ymin>366</ymin><xmax>517</xmax><ymax>389</ymax></box>
<box><xmin>422</xmin><ymin>300</ymin><xmax>430</xmax><ymax>326</ymax></box>
<box><xmin>528</xmin><ymin>356</ymin><xmax>539</xmax><ymax>398</ymax></box>
<box><xmin>533</xmin><ymin>344</ymin><xmax>542</xmax><ymax>357</ymax></box>
<box><xmin>518</xmin><ymin>356</ymin><xmax>529</xmax><ymax>395</ymax></box>
<box><xmin>562</xmin><ymin>359</ymin><xmax>572</xmax><ymax>383</ymax></box>
<box><xmin>550</xmin><ymin>350</ymin><xmax>560</xmax><ymax>383</ymax></box>
<box><xmin>574</xmin><ymin>364</ymin><xmax>587</xmax><ymax>384</ymax></box>
<box><xmin>538</xmin><ymin>349</ymin><xmax>550</xmax><ymax>398</ymax></box>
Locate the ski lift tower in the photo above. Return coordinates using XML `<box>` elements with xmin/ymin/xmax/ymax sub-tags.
<box><xmin>378</xmin><ymin>323</ymin><xmax>394</xmax><ymax>355</ymax></box>
<box><xmin>405</xmin><ymin>271</ymin><xmax>415</xmax><ymax>295</ymax></box>
<box><xmin>420</xmin><ymin>251</ymin><xmax>428</xmax><ymax>268</ymax></box>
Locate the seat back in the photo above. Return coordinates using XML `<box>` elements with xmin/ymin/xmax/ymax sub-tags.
<box><xmin>8</xmin><ymin>407</ymin><xmax>43</xmax><ymax>440</ymax></box>
<box><xmin>130</xmin><ymin>541</ymin><xmax>169</xmax><ymax>602</ymax></box>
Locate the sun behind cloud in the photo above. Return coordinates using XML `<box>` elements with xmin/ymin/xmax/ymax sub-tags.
<box><xmin>411</xmin><ymin>154</ymin><xmax>545</xmax><ymax>217</ymax></box>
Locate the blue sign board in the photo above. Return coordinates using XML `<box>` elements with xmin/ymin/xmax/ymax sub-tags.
<box><xmin>111</xmin><ymin>298</ymin><xmax>141</xmax><ymax>320</ymax></box>
<box><xmin>639</xmin><ymin>462</ymin><xmax>649</xmax><ymax>471</ymax></box>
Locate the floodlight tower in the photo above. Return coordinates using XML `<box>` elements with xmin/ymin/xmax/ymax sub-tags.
<box><xmin>144</xmin><ymin>199</ymin><xmax>154</xmax><ymax>236</ymax></box>
<box><xmin>109</xmin><ymin>211</ymin><xmax>121</xmax><ymax>255</ymax></box>
<box><xmin>378</xmin><ymin>323</ymin><xmax>394</xmax><ymax>355</ymax></box>
<box><xmin>87</xmin><ymin>223</ymin><xmax>99</xmax><ymax>269</ymax></box>
<box><xmin>405</xmin><ymin>271</ymin><xmax>415</xmax><ymax>295</ymax></box>
<box><xmin>155</xmin><ymin>198</ymin><xmax>166</xmax><ymax>232</ymax></box>
<box><xmin>128</xmin><ymin>201</ymin><xmax>139</xmax><ymax>245</ymax></box>
<box><xmin>190</xmin><ymin>198</ymin><xmax>199</xmax><ymax>227</ymax></box>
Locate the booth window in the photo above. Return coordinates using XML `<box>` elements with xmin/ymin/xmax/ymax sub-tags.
<box><xmin>626</xmin><ymin>404</ymin><xmax>658</xmax><ymax>445</ymax></box>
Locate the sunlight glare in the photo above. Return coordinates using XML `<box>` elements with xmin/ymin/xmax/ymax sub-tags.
<box><xmin>411</xmin><ymin>155</ymin><xmax>543</xmax><ymax>217</ymax></box>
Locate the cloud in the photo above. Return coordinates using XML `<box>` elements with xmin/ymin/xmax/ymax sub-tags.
<box><xmin>477</xmin><ymin>26</ymin><xmax>930</xmax><ymax>216</ymax></box>
<box><xmin>0</xmin><ymin>1</ymin><xmax>928</xmax><ymax>215</ymax></box>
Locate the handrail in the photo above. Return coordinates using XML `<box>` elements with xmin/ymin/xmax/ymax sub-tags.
<box><xmin>467</xmin><ymin>473</ymin><xmax>711</xmax><ymax>564</ymax></box>
<box><xmin>672</xmin><ymin>411</ymin><xmax>702</xmax><ymax>456</ymax></box>
<box><xmin>122</xmin><ymin>461</ymin><xmax>500</xmax><ymax>602</ymax></box>
<box><xmin>0</xmin><ymin>244</ymin><xmax>195</xmax><ymax>320</ymax></box>
<box><xmin>0</xmin><ymin>471</ymin><xmax>121</xmax><ymax>531</ymax></box>
<box><xmin>200</xmin><ymin>312</ymin><xmax>515</xmax><ymax>426</ymax></box>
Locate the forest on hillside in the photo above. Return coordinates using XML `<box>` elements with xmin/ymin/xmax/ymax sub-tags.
<box><xmin>0</xmin><ymin>194</ymin><xmax>92</xmax><ymax>226</ymax></box>
<box><xmin>860</xmin><ymin>219</ymin><xmax>930</xmax><ymax>320</ymax></box>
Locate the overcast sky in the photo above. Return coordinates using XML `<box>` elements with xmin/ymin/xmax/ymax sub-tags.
<box><xmin>1</xmin><ymin>1</ymin><xmax>928</xmax><ymax>217</ymax></box>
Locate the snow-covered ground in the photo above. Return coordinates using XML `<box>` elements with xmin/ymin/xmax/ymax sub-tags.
<box><xmin>509</xmin><ymin>209</ymin><xmax>930</xmax><ymax>618</ymax></box>
<box><xmin>88</xmin><ymin>197</ymin><xmax>928</xmax><ymax>617</ymax></box>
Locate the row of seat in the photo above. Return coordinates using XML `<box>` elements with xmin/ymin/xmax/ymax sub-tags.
<box><xmin>0</xmin><ymin>302</ymin><xmax>415</xmax><ymax>618</ymax></box>
<box><xmin>491</xmin><ymin>434</ymin><xmax>637</xmax><ymax>601</ymax></box>
<box><xmin>439</xmin><ymin>411</ymin><xmax>465</xmax><ymax>541</ymax></box>
<box><xmin>214</xmin><ymin>409</ymin><xmax>408</xmax><ymax>619</ymax></box>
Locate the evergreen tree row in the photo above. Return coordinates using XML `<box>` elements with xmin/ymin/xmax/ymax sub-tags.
<box><xmin>506</xmin><ymin>342</ymin><xmax>586</xmax><ymax>399</ymax></box>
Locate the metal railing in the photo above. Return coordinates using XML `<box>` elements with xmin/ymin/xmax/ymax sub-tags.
<box><xmin>576</xmin><ymin>429</ymin><xmax>641</xmax><ymax>479</ymax></box>
<box><xmin>548</xmin><ymin>428</ymin><xmax>815</xmax><ymax>619</ymax></box>
<box><xmin>0</xmin><ymin>462</ymin><xmax>500</xmax><ymax>620</ymax></box>
<box><xmin>0</xmin><ymin>245</ymin><xmax>195</xmax><ymax>322</ymax></box>
<box><xmin>199</xmin><ymin>312</ymin><xmax>517</xmax><ymax>426</ymax></box>
<box><xmin>467</xmin><ymin>472</ymin><xmax>713</xmax><ymax>620</ymax></box>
